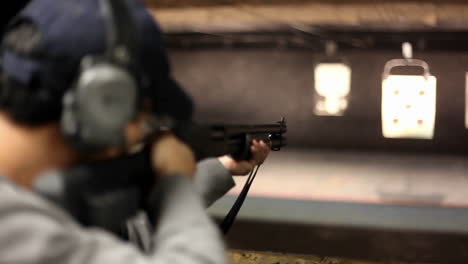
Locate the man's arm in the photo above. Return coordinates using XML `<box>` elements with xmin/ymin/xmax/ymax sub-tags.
<box><xmin>195</xmin><ymin>158</ymin><xmax>235</xmax><ymax>207</ymax></box>
<box><xmin>195</xmin><ymin>140</ymin><xmax>271</xmax><ymax>208</ymax></box>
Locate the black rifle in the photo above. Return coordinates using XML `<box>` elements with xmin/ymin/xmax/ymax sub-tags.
<box><xmin>186</xmin><ymin>118</ymin><xmax>287</xmax><ymax>161</ymax></box>
<box><xmin>143</xmin><ymin>117</ymin><xmax>287</xmax><ymax>161</ymax></box>
<box><xmin>34</xmin><ymin>119</ymin><xmax>287</xmax><ymax>237</ymax></box>
<box><xmin>187</xmin><ymin>118</ymin><xmax>287</xmax><ymax>233</ymax></box>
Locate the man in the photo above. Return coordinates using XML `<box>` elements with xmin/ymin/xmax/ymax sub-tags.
<box><xmin>0</xmin><ymin>0</ymin><xmax>269</xmax><ymax>263</ymax></box>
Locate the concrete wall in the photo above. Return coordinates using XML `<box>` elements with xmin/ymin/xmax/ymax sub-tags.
<box><xmin>169</xmin><ymin>48</ymin><xmax>468</xmax><ymax>154</ymax></box>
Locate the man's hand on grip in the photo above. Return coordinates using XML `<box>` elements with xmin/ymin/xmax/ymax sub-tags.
<box><xmin>218</xmin><ymin>140</ymin><xmax>270</xmax><ymax>176</ymax></box>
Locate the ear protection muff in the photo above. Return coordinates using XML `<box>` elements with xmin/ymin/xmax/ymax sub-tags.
<box><xmin>61</xmin><ymin>0</ymin><xmax>139</xmax><ymax>152</ymax></box>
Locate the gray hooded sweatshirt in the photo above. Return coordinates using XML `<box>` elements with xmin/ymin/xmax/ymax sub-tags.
<box><xmin>0</xmin><ymin>158</ymin><xmax>235</xmax><ymax>264</ymax></box>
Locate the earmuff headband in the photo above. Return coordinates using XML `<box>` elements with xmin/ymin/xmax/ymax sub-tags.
<box><xmin>101</xmin><ymin>0</ymin><xmax>138</xmax><ymax>66</ymax></box>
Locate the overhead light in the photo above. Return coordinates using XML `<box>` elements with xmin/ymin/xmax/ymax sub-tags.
<box><xmin>381</xmin><ymin>42</ymin><xmax>437</xmax><ymax>140</ymax></box>
<box><xmin>314</xmin><ymin>41</ymin><xmax>351</xmax><ymax>116</ymax></box>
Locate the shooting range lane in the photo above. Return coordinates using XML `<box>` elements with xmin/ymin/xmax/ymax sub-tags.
<box><xmin>207</xmin><ymin>150</ymin><xmax>468</xmax><ymax>263</ymax></box>
<box><xmin>209</xmin><ymin>149</ymin><xmax>468</xmax><ymax>227</ymax></box>
<box><xmin>226</xmin><ymin>149</ymin><xmax>468</xmax><ymax>207</ymax></box>
<box><xmin>166</xmin><ymin>26</ymin><xmax>468</xmax><ymax>263</ymax></box>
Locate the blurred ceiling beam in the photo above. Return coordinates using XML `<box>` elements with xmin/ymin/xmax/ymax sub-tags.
<box><xmin>148</xmin><ymin>2</ymin><xmax>468</xmax><ymax>32</ymax></box>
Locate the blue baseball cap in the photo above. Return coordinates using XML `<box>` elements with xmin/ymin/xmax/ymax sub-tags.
<box><xmin>1</xmin><ymin>0</ymin><xmax>193</xmax><ymax>121</ymax></box>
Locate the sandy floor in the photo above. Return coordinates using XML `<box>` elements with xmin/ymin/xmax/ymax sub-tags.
<box><xmin>228</xmin><ymin>250</ymin><xmax>411</xmax><ymax>264</ymax></box>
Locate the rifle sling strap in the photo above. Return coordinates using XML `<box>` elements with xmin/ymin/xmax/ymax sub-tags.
<box><xmin>220</xmin><ymin>165</ymin><xmax>261</xmax><ymax>234</ymax></box>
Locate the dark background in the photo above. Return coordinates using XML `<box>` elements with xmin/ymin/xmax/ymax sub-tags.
<box><xmin>169</xmin><ymin>47</ymin><xmax>468</xmax><ymax>154</ymax></box>
<box><xmin>0</xmin><ymin>0</ymin><xmax>30</xmax><ymax>34</ymax></box>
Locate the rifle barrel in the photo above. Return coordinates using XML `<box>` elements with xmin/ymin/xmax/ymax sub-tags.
<box><xmin>212</xmin><ymin>123</ymin><xmax>287</xmax><ymax>137</ymax></box>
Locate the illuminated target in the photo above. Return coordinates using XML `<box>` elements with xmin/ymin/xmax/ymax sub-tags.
<box><xmin>382</xmin><ymin>74</ymin><xmax>436</xmax><ymax>139</ymax></box>
<box><xmin>314</xmin><ymin>63</ymin><xmax>351</xmax><ymax>116</ymax></box>
<box><xmin>382</xmin><ymin>43</ymin><xmax>436</xmax><ymax>139</ymax></box>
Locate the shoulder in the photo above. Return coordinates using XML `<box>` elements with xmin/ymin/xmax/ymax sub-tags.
<box><xmin>0</xmin><ymin>177</ymin><xmax>122</xmax><ymax>264</ymax></box>
<box><xmin>0</xmin><ymin>177</ymin><xmax>75</xmax><ymax>226</ymax></box>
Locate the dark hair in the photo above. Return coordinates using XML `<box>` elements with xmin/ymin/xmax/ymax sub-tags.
<box><xmin>0</xmin><ymin>21</ymin><xmax>65</xmax><ymax>125</ymax></box>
